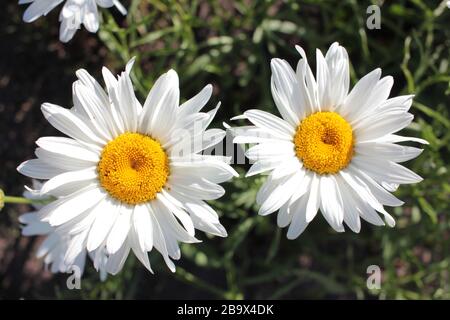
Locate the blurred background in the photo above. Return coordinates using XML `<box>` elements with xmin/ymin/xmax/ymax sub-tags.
<box><xmin>0</xmin><ymin>0</ymin><xmax>449</xmax><ymax>299</ymax></box>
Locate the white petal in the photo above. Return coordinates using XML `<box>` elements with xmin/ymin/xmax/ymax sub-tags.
<box><xmin>258</xmin><ymin>173</ymin><xmax>300</xmax><ymax>216</ymax></box>
<box><xmin>337</xmin><ymin>177</ymin><xmax>361</xmax><ymax>233</ymax></box>
<box><xmin>352</xmin><ymin>194</ymin><xmax>385</xmax><ymax>226</ymax></box>
<box><xmin>23</xmin><ymin>0</ymin><xmax>63</xmax><ymax>23</ymax></box>
<box><xmin>147</xmin><ymin>204</ymin><xmax>176</xmax><ymax>272</ymax></box>
<box><xmin>270</xmin><ymin>157</ymin><xmax>302</xmax><ymax>180</ymax></box>
<box><xmin>83</xmin><ymin>0</ymin><xmax>100</xmax><ymax>33</ymax></box>
<box><xmin>355</xmin><ymin>141</ymin><xmax>423</xmax><ymax>163</ymax></box>
<box><xmin>139</xmin><ymin>70</ymin><xmax>179</xmax><ymax>141</ymax></box>
<box><xmin>288</xmin><ymin>169</ymin><xmax>310</xmax><ymax>205</ymax></box>
<box><xmin>117</xmin><ymin>72</ymin><xmax>139</xmax><ymax>132</ymax></box>
<box><xmin>245</xmin><ymin>141</ymin><xmax>295</xmax><ymax>161</ymax></box>
<box><xmin>47</xmin><ymin>186</ymin><xmax>106</xmax><ymax>226</ymax></box>
<box><xmin>17</xmin><ymin>159</ymin><xmax>65</xmax><ymax>179</ymax></box>
<box><xmin>305</xmin><ymin>174</ymin><xmax>320</xmax><ymax>222</ymax></box>
<box><xmin>106</xmin><ymin>205</ymin><xmax>132</xmax><ymax>254</ymax></box>
<box><xmin>152</xmin><ymin>207</ymin><xmax>182</xmax><ymax>260</ymax></box>
<box><xmin>106</xmin><ymin>240</ymin><xmax>130</xmax><ymax>275</ymax></box>
<box><xmin>36</xmin><ymin>136</ymin><xmax>100</xmax><ymax>162</ymax></box>
<box><xmin>377</xmin><ymin>95</ymin><xmax>414</xmax><ymax>113</ymax></box>
<box><xmin>340</xmin><ymin>68</ymin><xmax>381</xmax><ymax>121</ymax></box>
<box><xmin>177</xmin><ymin>84</ymin><xmax>212</xmax><ymax>118</ymax></box>
<box><xmin>352</xmin><ymin>155</ymin><xmax>423</xmax><ymax>185</ymax></box>
<box><xmin>349</xmin><ymin>166</ymin><xmax>404</xmax><ymax>207</ymax></box>
<box><xmin>41</xmin><ymin>103</ymin><xmax>106</xmax><ymax>145</ymax></box>
<box><xmin>157</xmin><ymin>191</ymin><xmax>196</xmax><ymax>238</ymax></box>
<box><xmin>34</xmin><ymin>147</ymin><xmax>95</xmax><ymax>171</ymax></box>
<box><xmin>270</xmin><ymin>58</ymin><xmax>302</xmax><ymax>125</ymax></box>
<box><xmin>295</xmin><ymin>45</ymin><xmax>318</xmax><ymax>113</ymax></box>
<box><xmin>132</xmin><ymin>204</ymin><xmax>153</xmax><ymax>252</ymax></box>
<box><xmin>40</xmin><ymin>167</ymin><xmax>97</xmax><ymax>196</ymax></box>
<box><xmin>36</xmin><ymin>233</ymin><xmax>59</xmax><ymax>258</ymax></box>
<box><xmin>286</xmin><ymin>193</ymin><xmax>309</xmax><ymax>239</ymax></box>
<box><xmin>315</xmin><ymin>48</ymin><xmax>331</xmax><ymax>111</ymax></box>
<box><xmin>319</xmin><ymin>175</ymin><xmax>344</xmax><ymax>232</ymax></box>
<box><xmin>129</xmin><ymin>226</ymin><xmax>153</xmax><ymax>273</ymax></box>
<box><xmin>325</xmin><ymin>42</ymin><xmax>349</xmax><ymax>106</ymax></box>
<box><xmin>355</xmin><ymin>112</ymin><xmax>414</xmax><ymax>142</ymax></box>
<box><xmin>241</xmin><ymin>109</ymin><xmax>295</xmax><ymax>139</ymax></box>
<box><xmin>73</xmin><ymin>82</ymin><xmax>115</xmax><ymax>140</ymax></box>
<box><xmin>246</xmin><ymin>159</ymin><xmax>281</xmax><ymax>177</ymax></box>
<box><xmin>183</xmin><ymin>200</ymin><xmax>227</xmax><ymax>237</ymax></box>
<box><xmin>352</xmin><ymin>76</ymin><xmax>394</xmax><ymax>121</ymax></box>
<box><xmin>22</xmin><ymin>220</ymin><xmax>53</xmax><ymax>236</ymax></box>
<box><xmin>168</xmin><ymin>178</ymin><xmax>225</xmax><ymax>201</ymax></box>
<box><xmin>376</xmin><ymin>134</ymin><xmax>429</xmax><ymax>145</ymax></box>
<box><xmin>87</xmin><ymin>198</ymin><xmax>120</xmax><ymax>252</ymax></box>
<box><xmin>277</xmin><ymin>201</ymin><xmax>292</xmax><ymax>228</ymax></box>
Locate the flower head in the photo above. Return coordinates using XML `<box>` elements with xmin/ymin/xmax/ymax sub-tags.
<box><xmin>19</xmin><ymin>0</ymin><xmax>127</xmax><ymax>42</ymax></box>
<box><xmin>232</xmin><ymin>42</ymin><xmax>426</xmax><ymax>238</ymax></box>
<box><xmin>18</xmin><ymin>58</ymin><xmax>237</xmax><ymax>275</ymax></box>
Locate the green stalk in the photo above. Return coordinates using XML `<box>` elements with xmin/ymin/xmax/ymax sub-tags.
<box><xmin>3</xmin><ymin>196</ymin><xmax>36</xmax><ymax>204</ymax></box>
<box><xmin>172</xmin><ymin>266</ymin><xmax>228</xmax><ymax>299</ymax></box>
<box><xmin>0</xmin><ymin>190</ymin><xmax>53</xmax><ymax>210</ymax></box>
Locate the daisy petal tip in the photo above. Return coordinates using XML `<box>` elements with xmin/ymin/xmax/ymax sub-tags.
<box><xmin>192</xmin><ymin>237</ymin><xmax>202</xmax><ymax>244</ymax></box>
<box><xmin>331</xmin><ymin>41</ymin><xmax>340</xmax><ymax>47</ymax></box>
<box><xmin>270</xmin><ymin>58</ymin><xmax>282</xmax><ymax>67</ymax></box>
<box><xmin>167</xmin><ymin>262</ymin><xmax>176</xmax><ymax>273</ymax></box>
<box><xmin>305</xmin><ymin>214</ymin><xmax>315</xmax><ymax>224</ymax></box>
<box><xmin>16</xmin><ymin>162</ymin><xmax>25</xmax><ymax>173</ymax></box>
<box><xmin>40</xmin><ymin>102</ymin><xmax>51</xmax><ymax>112</ymax></box>
<box><xmin>258</xmin><ymin>207</ymin><xmax>275</xmax><ymax>217</ymax></box>
<box><xmin>125</xmin><ymin>57</ymin><xmax>137</xmax><ymax>73</ymax></box>
<box><xmin>230</xmin><ymin>115</ymin><xmax>246</xmax><ymax>121</ymax></box>
<box><xmin>218</xmin><ymin>229</ymin><xmax>228</xmax><ymax>238</ymax></box>
<box><xmin>294</xmin><ymin>45</ymin><xmax>306</xmax><ymax>58</ymax></box>
<box><xmin>166</xmin><ymin>69</ymin><xmax>178</xmax><ymax>78</ymax></box>
<box><xmin>286</xmin><ymin>233</ymin><xmax>298</xmax><ymax>241</ymax></box>
<box><xmin>230</xmin><ymin>168</ymin><xmax>240</xmax><ymax>178</ymax></box>
<box><xmin>385</xmin><ymin>216</ymin><xmax>396</xmax><ymax>228</ymax></box>
<box><xmin>244</xmin><ymin>170</ymin><xmax>258</xmax><ymax>178</ymax></box>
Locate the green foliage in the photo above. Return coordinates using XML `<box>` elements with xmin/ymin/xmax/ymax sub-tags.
<box><xmin>4</xmin><ymin>0</ymin><xmax>450</xmax><ymax>299</ymax></box>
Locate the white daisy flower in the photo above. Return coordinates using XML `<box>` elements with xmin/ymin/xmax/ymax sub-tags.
<box><xmin>232</xmin><ymin>42</ymin><xmax>427</xmax><ymax>239</ymax></box>
<box><xmin>19</xmin><ymin>0</ymin><xmax>127</xmax><ymax>43</ymax></box>
<box><xmin>20</xmin><ymin>180</ymin><xmax>110</xmax><ymax>278</ymax></box>
<box><xmin>18</xmin><ymin>58</ymin><xmax>237</xmax><ymax>275</ymax></box>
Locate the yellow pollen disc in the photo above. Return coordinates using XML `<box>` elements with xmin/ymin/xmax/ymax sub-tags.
<box><xmin>98</xmin><ymin>132</ymin><xmax>169</xmax><ymax>205</ymax></box>
<box><xmin>294</xmin><ymin>111</ymin><xmax>354</xmax><ymax>175</ymax></box>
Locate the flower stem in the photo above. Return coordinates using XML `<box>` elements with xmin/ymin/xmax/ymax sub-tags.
<box><xmin>0</xmin><ymin>190</ymin><xmax>52</xmax><ymax>210</ymax></box>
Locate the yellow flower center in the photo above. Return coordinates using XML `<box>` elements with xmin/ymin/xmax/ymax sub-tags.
<box><xmin>98</xmin><ymin>132</ymin><xmax>170</xmax><ymax>205</ymax></box>
<box><xmin>294</xmin><ymin>112</ymin><xmax>354</xmax><ymax>174</ymax></box>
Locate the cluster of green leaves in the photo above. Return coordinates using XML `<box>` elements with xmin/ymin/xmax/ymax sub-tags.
<box><xmin>45</xmin><ymin>0</ymin><xmax>450</xmax><ymax>299</ymax></box>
